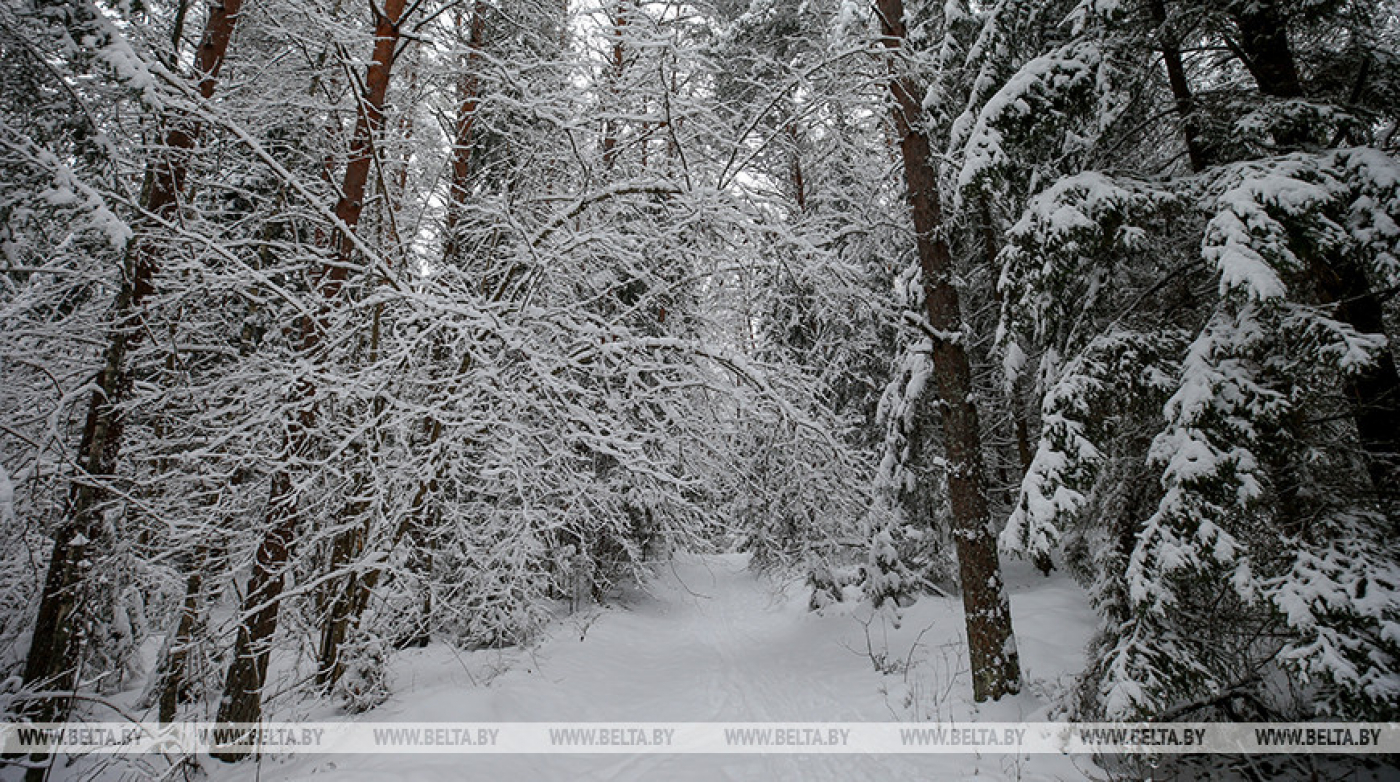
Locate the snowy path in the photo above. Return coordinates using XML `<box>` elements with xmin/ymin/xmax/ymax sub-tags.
<box><xmin>213</xmin><ymin>552</ymin><xmax>1096</xmax><ymax>781</ymax></box>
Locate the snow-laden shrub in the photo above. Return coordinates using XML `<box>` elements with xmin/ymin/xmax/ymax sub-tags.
<box><xmin>334</xmin><ymin>636</ymin><xmax>392</xmax><ymax>714</ymax></box>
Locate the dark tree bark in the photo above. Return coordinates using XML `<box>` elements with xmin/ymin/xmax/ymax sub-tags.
<box><xmin>158</xmin><ymin>556</ymin><xmax>205</xmax><ymax>723</ymax></box>
<box><xmin>315</xmin><ymin>505</ymin><xmax>368</xmax><ymax>688</ymax></box>
<box><xmin>1310</xmin><ymin>256</ymin><xmax>1400</xmax><ymax>522</ymax></box>
<box><xmin>21</xmin><ymin>0</ymin><xmax>246</xmax><ymax>723</ymax></box>
<box><xmin>1228</xmin><ymin>1</ymin><xmax>1304</xmax><ymax>100</ymax></box>
<box><xmin>213</xmin><ymin>0</ymin><xmax>410</xmax><ymax>752</ymax></box>
<box><xmin>213</xmin><ymin>471</ymin><xmax>296</xmax><ymax>746</ymax></box>
<box><xmin>874</xmin><ymin>0</ymin><xmax>1021</xmax><ymax>702</ymax></box>
<box><xmin>1149</xmin><ymin>0</ymin><xmax>1210</xmax><ymax>171</ymax></box>
<box><xmin>787</xmin><ymin>121</ymin><xmax>807</xmax><ymax>213</ymax></box>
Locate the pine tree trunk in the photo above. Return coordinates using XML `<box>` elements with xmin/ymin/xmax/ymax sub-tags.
<box><xmin>874</xmin><ymin>0</ymin><xmax>1021</xmax><ymax>702</ymax></box>
<box><xmin>213</xmin><ymin>473</ymin><xmax>296</xmax><ymax>744</ymax></box>
<box><xmin>213</xmin><ymin>0</ymin><xmax>409</xmax><ymax>754</ymax></box>
<box><xmin>316</xmin><ymin>8</ymin><xmax>489</xmax><ymax>685</ymax></box>
<box><xmin>21</xmin><ymin>0</ymin><xmax>245</xmax><ymax>724</ymax></box>
<box><xmin>442</xmin><ymin>2</ymin><xmax>486</xmax><ymax>263</ymax></box>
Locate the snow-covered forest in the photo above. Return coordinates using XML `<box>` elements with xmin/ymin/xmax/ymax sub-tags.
<box><xmin>1</xmin><ymin>0</ymin><xmax>1397</xmax><ymax>775</ymax></box>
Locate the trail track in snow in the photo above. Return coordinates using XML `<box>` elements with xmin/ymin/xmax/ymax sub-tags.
<box><xmin>216</xmin><ymin>551</ymin><xmax>1095</xmax><ymax>781</ymax></box>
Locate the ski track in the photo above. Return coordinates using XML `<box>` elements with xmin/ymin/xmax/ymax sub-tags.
<box><xmin>205</xmin><ymin>551</ymin><xmax>1094</xmax><ymax>781</ymax></box>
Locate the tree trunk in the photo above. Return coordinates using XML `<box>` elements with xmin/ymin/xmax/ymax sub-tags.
<box><xmin>21</xmin><ymin>0</ymin><xmax>245</xmax><ymax>724</ymax></box>
<box><xmin>212</xmin><ymin>472</ymin><xmax>297</xmax><ymax>744</ymax></box>
<box><xmin>213</xmin><ymin>0</ymin><xmax>409</xmax><ymax>754</ymax></box>
<box><xmin>1149</xmin><ymin>0</ymin><xmax>1210</xmax><ymax>171</ymax></box>
<box><xmin>442</xmin><ymin>2</ymin><xmax>487</xmax><ymax>263</ymax></box>
<box><xmin>787</xmin><ymin>121</ymin><xmax>807</xmax><ymax>213</ymax></box>
<box><xmin>874</xmin><ymin>0</ymin><xmax>1021</xmax><ymax>702</ymax></box>
<box><xmin>1229</xmin><ymin>1</ymin><xmax>1304</xmax><ymax>100</ymax></box>
<box><xmin>601</xmin><ymin>0</ymin><xmax>627</xmax><ymax>169</ymax></box>
<box><xmin>317</xmin><ymin>9</ymin><xmax>489</xmax><ymax>685</ymax></box>
<box><xmin>315</xmin><ymin>510</ymin><xmax>367</xmax><ymax>688</ymax></box>
<box><xmin>317</xmin><ymin>403</ymin><xmax>459</xmax><ymax>684</ymax></box>
<box><xmin>1311</xmin><ymin>256</ymin><xmax>1400</xmax><ymax>523</ymax></box>
<box><xmin>158</xmin><ymin>549</ymin><xmax>207</xmax><ymax>723</ymax></box>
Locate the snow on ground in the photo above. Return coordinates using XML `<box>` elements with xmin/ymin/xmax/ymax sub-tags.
<box><xmin>196</xmin><ymin>551</ymin><xmax>1099</xmax><ymax>781</ymax></box>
